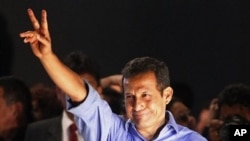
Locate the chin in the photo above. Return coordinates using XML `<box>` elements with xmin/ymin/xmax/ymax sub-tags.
<box><xmin>135</xmin><ymin>121</ymin><xmax>152</xmax><ymax>128</ymax></box>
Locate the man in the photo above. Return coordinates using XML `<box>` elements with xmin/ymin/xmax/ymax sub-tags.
<box><xmin>0</xmin><ymin>76</ymin><xmax>33</xmax><ymax>141</ymax></box>
<box><xmin>20</xmin><ymin>8</ymin><xmax>207</xmax><ymax>141</ymax></box>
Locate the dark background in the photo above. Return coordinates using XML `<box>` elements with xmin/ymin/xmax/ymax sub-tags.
<box><xmin>1</xmin><ymin>0</ymin><xmax>250</xmax><ymax>116</ymax></box>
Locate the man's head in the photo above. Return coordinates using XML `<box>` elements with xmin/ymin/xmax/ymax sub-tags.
<box><xmin>0</xmin><ymin>76</ymin><xmax>33</xmax><ymax>139</ymax></box>
<box><xmin>217</xmin><ymin>83</ymin><xmax>250</xmax><ymax>121</ymax></box>
<box><xmin>121</xmin><ymin>57</ymin><xmax>173</xmax><ymax>129</ymax></box>
<box><xmin>30</xmin><ymin>83</ymin><xmax>63</xmax><ymax>121</ymax></box>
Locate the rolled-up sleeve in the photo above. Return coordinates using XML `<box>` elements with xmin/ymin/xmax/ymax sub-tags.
<box><xmin>66</xmin><ymin>82</ymin><xmax>113</xmax><ymax>141</ymax></box>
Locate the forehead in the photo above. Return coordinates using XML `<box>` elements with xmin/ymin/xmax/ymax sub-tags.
<box><xmin>123</xmin><ymin>72</ymin><xmax>157</xmax><ymax>90</ymax></box>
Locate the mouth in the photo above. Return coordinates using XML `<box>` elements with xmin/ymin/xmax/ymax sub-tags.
<box><xmin>132</xmin><ymin>111</ymin><xmax>149</xmax><ymax>119</ymax></box>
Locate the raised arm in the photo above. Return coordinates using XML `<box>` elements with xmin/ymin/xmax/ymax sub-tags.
<box><xmin>100</xmin><ymin>74</ymin><xmax>123</xmax><ymax>93</ymax></box>
<box><xmin>19</xmin><ymin>9</ymin><xmax>86</xmax><ymax>102</ymax></box>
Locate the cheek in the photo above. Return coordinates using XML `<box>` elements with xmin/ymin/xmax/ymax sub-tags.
<box><xmin>125</xmin><ymin>100</ymin><xmax>132</xmax><ymax>109</ymax></box>
<box><xmin>0</xmin><ymin>106</ymin><xmax>13</xmax><ymax>122</ymax></box>
<box><xmin>125</xmin><ymin>104</ymin><xmax>133</xmax><ymax>117</ymax></box>
<box><xmin>150</xmin><ymin>99</ymin><xmax>165</xmax><ymax>108</ymax></box>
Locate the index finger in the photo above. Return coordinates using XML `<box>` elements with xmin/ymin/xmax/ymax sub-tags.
<box><xmin>27</xmin><ymin>8</ymin><xmax>40</xmax><ymax>31</ymax></box>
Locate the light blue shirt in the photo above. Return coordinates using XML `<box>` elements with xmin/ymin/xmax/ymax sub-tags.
<box><xmin>67</xmin><ymin>83</ymin><xmax>207</xmax><ymax>141</ymax></box>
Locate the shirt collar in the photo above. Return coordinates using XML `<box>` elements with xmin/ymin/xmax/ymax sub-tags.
<box><xmin>165</xmin><ymin>110</ymin><xmax>179</xmax><ymax>133</ymax></box>
<box><xmin>62</xmin><ymin>110</ymin><xmax>74</xmax><ymax>128</ymax></box>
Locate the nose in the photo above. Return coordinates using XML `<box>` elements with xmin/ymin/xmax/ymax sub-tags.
<box><xmin>133</xmin><ymin>98</ymin><xmax>144</xmax><ymax>111</ymax></box>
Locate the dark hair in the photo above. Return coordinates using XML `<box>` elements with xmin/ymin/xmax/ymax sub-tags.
<box><xmin>30</xmin><ymin>83</ymin><xmax>63</xmax><ymax>121</ymax></box>
<box><xmin>121</xmin><ymin>57</ymin><xmax>170</xmax><ymax>92</ymax></box>
<box><xmin>63</xmin><ymin>51</ymin><xmax>101</xmax><ymax>85</ymax></box>
<box><xmin>217</xmin><ymin>83</ymin><xmax>250</xmax><ymax>108</ymax></box>
<box><xmin>0</xmin><ymin>76</ymin><xmax>33</xmax><ymax>124</ymax></box>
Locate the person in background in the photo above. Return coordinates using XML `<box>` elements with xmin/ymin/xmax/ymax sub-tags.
<box><xmin>196</xmin><ymin>99</ymin><xmax>214</xmax><ymax>137</ymax></box>
<box><xmin>30</xmin><ymin>83</ymin><xmax>63</xmax><ymax>121</ymax></box>
<box><xmin>20</xmin><ymin>8</ymin><xmax>207</xmax><ymax>141</ymax></box>
<box><xmin>166</xmin><ymin>97</ymin><xmax>197</xmax><ymax>131</ymax></box>
<box><xmin>102</xmin><ymin>86</ymin><xmax>125</xmax><ymax>116</ymax></box>
<box><xmin>0</xmin><ymin>76</ymin><xmax>33</xmax><ymax>141</ymax></box>
<box><xmin>207</xmin><ymin>83</ymin><xmax>250</xmax><ymax>141</ymax></box>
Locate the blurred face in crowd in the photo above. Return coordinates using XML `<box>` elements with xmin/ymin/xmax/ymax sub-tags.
<box><xmin>123</xmin><ymin>71</ymin><xmax>173</xmax><ymax>129</ymax></box>
<box><xmin>169</xmin><ymin>101</ymin><xmax>197</xmax><ymax>130</ymax></box>
<box><xmin>219</xmin><ymin>104</ymin><xmax>250</xmax><ymax>121</ymax></box>
<box><xmin>0</xmin><ymin>87</ymin><xmax>18</xmax><ymax>137</ymax></box>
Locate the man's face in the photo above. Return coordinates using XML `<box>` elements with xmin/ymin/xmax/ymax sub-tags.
<box><xmin>220</xmin><ymin>104</ymin><xmax>250</xmax><ymax>121</ymax></box>
<box><xmin>123</xmin><ymin>71</ymin><xmax>172</xmax><ymax>129</ymax></box>
<box><xmin>0</xmin><ymin>88</ymin><xmax>16</xmax><ymax>136</ymax></box>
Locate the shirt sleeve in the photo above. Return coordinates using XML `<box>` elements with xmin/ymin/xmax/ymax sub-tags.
<box><xmin>66</xmin><ymin>82</ymin><xmax>114</xmax><ymax>141</ymax></box>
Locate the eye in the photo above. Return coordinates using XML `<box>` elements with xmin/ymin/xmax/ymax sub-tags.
<box><xmin>126</xmin><ymin>94</ymin><xmax>133</xmax><ymax>99</ymax></box>
<box><xmin>142</xmin><ymin>93</ymin><xmax>151</xmax><ymax>98</ymax></box>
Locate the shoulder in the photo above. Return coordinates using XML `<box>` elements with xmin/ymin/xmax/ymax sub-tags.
<box><xmin>177</xmin><ymin>125</ymin><xmax>207</xmax><ymax>141</ymax></box>
<box><xmin>25</xmin><ymin>116</ymin><xmax>62</xmax><ymax>141</ymax></box>
<box><xmin>27</xmin><ymin>116</ymin><xmax>62</xmax><ymax>131</ymax></box>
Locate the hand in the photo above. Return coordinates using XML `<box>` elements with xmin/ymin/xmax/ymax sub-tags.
<box><xmin>19</xmin><ymin>8</ymin><xmax>87</xmax><ymax>102</ymax></box>
<box><xmin>19</xmin><ymin>8</ymin><xmax>52</xmax><ymax>59</ymax></box>
<box><xmin>208</xmin><ymin>119</ymin><xmax>223</xmax><ymax>141</ymax></box>
<box><xmin>209</xmin><ymin>98</ymin><xmax>219</xmax><ymax>119</ymax></box>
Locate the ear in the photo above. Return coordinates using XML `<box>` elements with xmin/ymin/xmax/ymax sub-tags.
<box><xmin>162</xmin><ymin>86</ymin><xmax>173</xmax><ymax>104</ymax></box>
